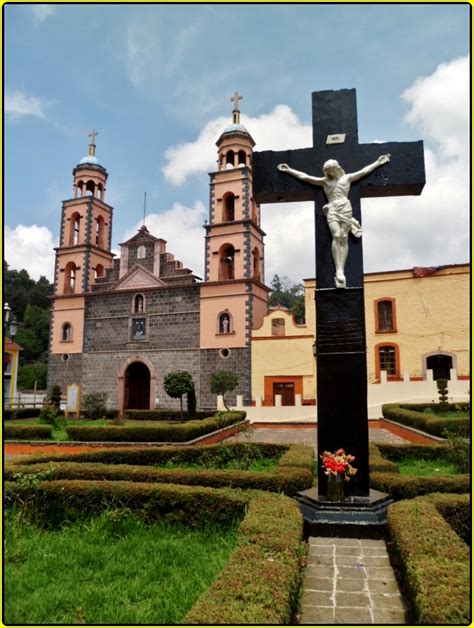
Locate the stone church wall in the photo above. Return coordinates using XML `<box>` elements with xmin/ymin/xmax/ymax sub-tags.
<box><xmin>47</xmin><ymin>353</ymin><xmax>83</xmax><ymax>394</ymax></box>
<box><xmin>199</xmin><ymin>347</ymin><xmax>251</xmax><ymax>410</ymax></box>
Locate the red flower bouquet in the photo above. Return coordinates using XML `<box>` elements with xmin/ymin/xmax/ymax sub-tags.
<box><xmin>320</xmin><ymin>449</ymin><xmax>357</xmax><ymax>481</ymax></box>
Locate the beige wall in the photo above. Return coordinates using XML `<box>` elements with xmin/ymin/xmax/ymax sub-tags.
<box><xmin>200</xmin><ymin>283</ymin><xmax>248</xmax><ymax>348</ymax></box>
<box><xmin>51</xmin><ymin>296</ymin><xmax>85</xmax><ymax>354</ymax></box>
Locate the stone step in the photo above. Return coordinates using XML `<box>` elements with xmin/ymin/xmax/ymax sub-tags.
<box><xmin>299</xmin><ymin>537</ymin><xmax>407</xmax><ymax>625</ymax></box>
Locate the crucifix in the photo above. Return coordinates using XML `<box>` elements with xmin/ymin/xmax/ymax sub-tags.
<box><xmin>253</xmin><ymin>89</ymin><xmax>425</xmax><ymax>498</ymax></box>
<box><xmin>230</xmin><ymin>92</ymin><xmax>243</xmax><ymax>124</ymax></box>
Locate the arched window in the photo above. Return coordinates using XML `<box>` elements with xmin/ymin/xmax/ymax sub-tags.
<box><xmin>75</xmin><ymin>181</ymin><xmax>84</xmax><ymax>198</ymax></box>
<box><xmin>425</xmin><ymin>353</ymin><xmax>454</xmax><ymax>381</ymax></box>
<box><xmin>218</xmin><ymin>311</ymin><xmax>232</xmax><ymax>334</ymax></box>
<box><xmin>64</xmin><ymin>262</ymin><xmax>77</xmax><ymax>294</ymax></box>
<box><xmin>375</xmin><ymin>298</ymin><xmax>396</xmax><ymax>333</ymax></box>
<box><xmin>95</xmin><ymin>215</ymin><xmax>105</xmax><ymax>247</ymax></box>
<box><xmin>219</xmin><ymin>244</ymin><xmax>235</xmax><ymax>281</ymax></box>
<box><xmin>137</xmin><ymin>245</ymin><xmax>146</xmax><ymax>259</ymax></box>
<box><xmin>69</xmin><ymin>213</ymin><xmax>81</xmax><ymax>245</ymax></box>
<box><xmin>133</xmin><ymin>294</ymin><xmax>145</xmax><ymax>313</ymax></box>
<box><xmin>61</xmin><ymin>322</ymin><xmax>72</xmax><ymax>342</ymax></box>
<box><xmin>252</xmin><ymin>248</ymin><xmax>261</xmax><ymax>281</ymax></box>
<box><xmin>223</xmin><ymin>193</ymin><xmax>235</xmax><ymax>222</ymax></box>
<box><xmin>376</xmin><ymin>343</ymin><xmax>400</xmax><ymax>379</ymax></box>
<box><xmin>272</xmin><ymin>318</ymin><xmax>286</xmax><ymax>337</ymax></box>
<box><xmin>96</xmin><ymin>184</ymin><xmax>103</xmax><ymax>200</ymax></box>
<box><xmin>86</xmin><ymin>180</ymin><xmax>95</xmax><ymax>196</ymax></box>
<box><xmin>225</xmin><ymin>150</ymin><xmax>235</xmax><ymax>169</ymax></box>
<box><xmin>95</xmin><ymin>264</ymin><xmax>104</xmax><ymax>279</ymax></box>
<box><xmin>237</xmin><ymin>150</ymin><xmax>247</xmax><ymax>167</ymax></box>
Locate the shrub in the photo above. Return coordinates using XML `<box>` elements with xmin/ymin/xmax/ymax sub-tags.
<box><xmin>163</xmin><ymin>371</ymin><xmax>194</xmax><ymax>420</ymax></box>
<box><xmin>185</xmin><ymin>493</ymin><xmax>305</xmax><ymax>624</ymax></box>
<box><xmin>443</xmin><ymin>433</ymin><xmax>470</xmax><ymax>473</ymax></box>
<box><xmin>374</xmin><ymin>443</ymin><xmax>448</xmax><ymax>462</ymax></box>
<box><xmin>82</xmin><ymin>392</ymin><xmax>108</xmax><ymax>419</ymax></box>
<box><xmin>4</xmin><ymin>425</ymin><xmax>53</xmax><ymax>440</ymax></box>
<box><xmin>64</xmin><ymin>413</ymin><xmax>244</xmax><ymax>443</ymax></box>
<box><xmin>370</xmin><ymin>471</ymin><xmax>469</xmax><ymax>500</ymax></box>
<box><xmin>3</xmin><ymin>408</ymin><xmax>42</xmax><ymax>420</ymax></box>
<box><xmin>210</xmin><ymin>370</ymin><xmax>239</xmax><ymax>411</ymax></box>
<box><xmin>382</xmin><ymin>403</ymin><xmax>469</xmax><ymax>437</ymax></box>
<box><xmin>436</xmin><ymin>378</ymin><xmax>449</xmax><ymax>410</ymax></box>
<box><xmin>387</xmin><ymin>493</ymin><xmax>469</xmax><ymax>624</ymax></box>
<box><xmin>39</xmin><ymin>404</ymin><xmax>62</xmax><ymax>429</ymax></box>
<box><xmin>369</xmin><ymin>443</ymin><xmax>399</xmax><ymax>473</ymax></box>
<box><xmin>49</xmin><ymin>385</ymin><xmax>62</xmax><ymax>411</ymax></box>
<box><xmin>124</xmin><ymin>409</ymin><xmax>210</xmax><ymax>421</ymax></box>
<box><xmin>17</xmin><ymin>363</ymin><xmax>47</xmax><ymax>390</ymax></box>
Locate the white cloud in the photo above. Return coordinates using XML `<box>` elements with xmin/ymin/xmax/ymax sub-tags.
<box><xmin>5</xmin><ymin>225</ymin><xmax>57</xmax><ymax>281</ymax></box>
<box><xmin>30</xmin><ymin>5</ymin><xmax>55</xmax><ymax>24</ymax></box>
<box><xmin>123</xmin><ymin>201</ymin><xmax>208</xmax><ymax>277</ymax></box>
<box><xmin>162</xmin><ymin>105</ymin><xmax>311</xmax><ymax>186</ymax></box>
<box><xmin>5</xmin><ymin>90</ymin><xmax>51</xmax><ymax>120</ymax></box>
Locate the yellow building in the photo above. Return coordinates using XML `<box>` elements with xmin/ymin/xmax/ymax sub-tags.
<box><xmin>252</xmin><ymin>264</ymin><xmax>469</xmax><ymax>405</ymax></box>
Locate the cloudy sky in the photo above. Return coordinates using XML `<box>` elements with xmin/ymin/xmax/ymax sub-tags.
<box><xmin>5</xmin><ymin>4</ymin><xmax>470</xmax><ymax>283</ymax></box>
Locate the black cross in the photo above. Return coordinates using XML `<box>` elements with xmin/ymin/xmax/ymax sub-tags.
<box><xmin>253</xmin><ymin>89</ymin><xmax>425</xmax><ymax>497</ymax></box>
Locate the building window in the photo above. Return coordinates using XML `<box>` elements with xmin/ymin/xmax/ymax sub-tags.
<box><xmin>64</xmin><ymin>262</ymin><xmax>77</xmax><ymax>294</ymax></box>
<box><xmin>95</xmin><ymin>215</ymin><xmax>105</xmax><ymax>247</ymax></box>
<box><xmin>223</xmin><ymin>193</ymin><xmax>235</xmax><ymax>222</ymax></box>
<box><xmin>218</xmin><ymin>311</ymin><xmax>232</xmax><ymax>334</ymax></box>
<box><xmin>70</xmin><ymin>212</ymin><xmax>81</xmax><ymax>245</ymax></box>
<box><xmin>376</xmin><ymin>343</ymin><xmax>400</xmax><ymax>379</ymax></box>
<box><xmin>219</xmin><ymin>348</ymin><xmax>231</xmax><ymax>359</ymax></box>
<box><xmin>252</xmin><ymin>248</ymin><xmax>261</xmax><ymax>281</ymax></box>
<box><xmin>133</xmin><ymin>294</ymin><xmax>145</xmax><ymax>313</ymax></box>
<box><xmin>272</xmin><ymin>318</ymin><xmax>285</xmax><ymax>337</ymax></box>
<box><xmin>137</xmin><ymin>245</ymin><xmax>146</xmax><ymax>259</ymax></box>
<box><xmin>219</xmin><ymin>244</ymin><xmax>235</xmax><ymax>281</ymax></box>
<box><xmin>61</xmin><ymin>322</ymin><xmax>72</xmax><ymax>342</ymax></box>
<box><xmin>425</xmin><ymin>353</ymin><xmax>454</xmax><ymax>381</ymax></box>
<box><xmin>375</xmin><ymin>298</ymin><xmax>396</xmax><ymax>333</ymax></box>
<box><xmin>95</xmin><ymin>264</ymin><xmax>104</xmax><ymax>279</ymax></box>
<box><xmin>225</xmin><ymin>150</ymin><xmax>235</xmax><ymax>169</ymax></box>
<box><xmin>237</xmin><ymin>150</ymin><xmax>247</xmax><ymax>167</ymax></box>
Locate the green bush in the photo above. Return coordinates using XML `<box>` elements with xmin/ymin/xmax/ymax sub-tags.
<box><xmin>65</xmin><ymin>413</ymin><xmax>244</xmax><ymax>443</ymax></box>
<box><xmin>3</xmin><ymin>408</ymin><xmax>42</xmax><ymax>420</ymax></box>
<box><xmin>444</xmin><ymin>434</ymin><xmax>470</xmax><ymax>473</ymax></box>
<box><xmin>82</xmin><ymin>392</ymin><xmax>108</xmax><ymax>419</ymax></box>
<box><xmin>387</xmin><ymin>493</ymin><xmax>469</xmax><ymax>624</ymax></box>
<box><xmin>370</xmin><ymin>471</ymin><xmax>469</xmax><ymax>500</ymax></box>
<box><xmin>374</xmin><ymin>443</ymin><xmax>449</xmax><ymax>462</ymax></box>
<box><xmin>369</xmin><ymin>443</ymin><xmax>399</xmax><ymax>473</ymax></box>
<box><xmin>124</xmin><ymin>409</ymin><xmax>211</xmax><ymax>421</ymax></box>
<box><xmin>17</xmin><ymin>363</ymin><xmax>47</xmax><ymax>389</ymax></box>
<box><xmin>185</xmin><ymin>493</ymin><xmax>305</xmax><ymax>624</ymax></box>
<box><xmin>39</xmin><ymin>404</ymin><xmax>63</xmax><ymax>429</ymax></box>
<box><xmin>382</xmin><ymin>403</ymin><xmax>469</xmax><ymax>437</ymax></box>
<box><xmin>6</xmin><ymin>444</ymin><xmax>314</xmax><ymax>496</ymax></box>
<box><xmin>432</xmin><ymin>493</ymin><xmax>470</xmax><ymax>545</ymax></box>
<box><xmin>4</xmin><ymin>425</ymin><xmax>53</xmax><ymax>440</ymax></box>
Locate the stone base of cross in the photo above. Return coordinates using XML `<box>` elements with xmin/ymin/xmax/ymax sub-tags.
<box><xmin>253</xmin><ymin>89</ymin><xmax>425</xmax><ymax>498</ymax></box>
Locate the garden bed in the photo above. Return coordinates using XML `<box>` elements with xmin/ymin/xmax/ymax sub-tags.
<box><xmin>382</xmin><ymin>403</ymin><xmax>469</xmax><ymax>437</ymax></box>
<box><xmin>387</xmin><ymin>493</ymin><xmax>470</xmax><ymax>625</ymax></box>
<box><xmin>5</xmin><ymin>443</ymin><xmax>315</xmax><ymax>496</ymax></box>
<box><xmin>5</xmin><ymin>480</ymin><xmax>305</xmax><ymax>625</ymax></box>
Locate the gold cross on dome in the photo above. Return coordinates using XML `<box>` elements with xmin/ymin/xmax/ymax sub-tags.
<box><xmin>89</xmin><ymin>128</ymin><xmax>98</xmax><ymax>144</ymax></box>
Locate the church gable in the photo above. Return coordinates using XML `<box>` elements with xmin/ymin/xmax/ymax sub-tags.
<box><xmin>113</xmin><ymin>264</ymin><xmax>167</xmax><ymax>291</ymax></box>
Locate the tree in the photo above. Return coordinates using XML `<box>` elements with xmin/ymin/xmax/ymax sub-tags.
<box><xmin>163</xmin><ymin>371</ymin><xmax>195</xmax><ymax>419</ymax></box>
<box><xmin>210</xmin><ymin>370</ymin><xmax>239</xmax><ymax>411</ymax></box>
<box><xmin>269</xmin><ymin>274</ymin><xmax>305</xmax><ymax>324</ymax></box>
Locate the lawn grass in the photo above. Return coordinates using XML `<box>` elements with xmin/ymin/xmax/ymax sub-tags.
<box><xmin>155</xmin><ymin>457</ymin><xmax>279</xmax><ymax>472</ymax></box>
<box><xmin>4</xmin><ymin>509</ymin><xmax>238</xmax><ymax>624</ymax></box>
<box><xmin>398</xmin><ymin>458</ymin><xmax>458</xmax><ymax>476</ymax></box>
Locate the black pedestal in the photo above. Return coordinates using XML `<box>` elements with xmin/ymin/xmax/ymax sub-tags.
<box><xmin>296</xmin><ymin>487</ymin><xmax>393</xmax><ymax>539</ymax></box>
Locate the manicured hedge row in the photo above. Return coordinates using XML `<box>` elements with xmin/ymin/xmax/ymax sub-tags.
<box><xmin>382</xmin><ymin>403</ymin><xmax>469</xmax><ymax>437</ymax></box>
<box><xmin>401</xmin><ymin>402</ymin><xmax>469</xmax><ymax>412</ymax></box>
<box><xmin>4</xmin><ymin>479</ymin><xmax>248</xmax><ymax>528</ymax></box>
<box><xmin>278</xmin><ymin>445</ymin><xmax>315</xmax><ymax>470</ymax></box>
<box><xmin>10</xmin><ymin>442</ymin><xmax>288</xmax><ymax>468</ymax></box>
<box><xmin>375</xmin><ymin>443</ymin><xmax>449</xmax><ymax>461</ymax></box>
<box><xmin>370</xmin><ymin>471</ymin><xmax>469</xmax><ymax>500</ymax></box>
<box><xmin>432</xmin><ymin>493</ymin><xmax>471</xmax><ymax>545</ymax></box>
<box><xmin>4</xmin><ymin>424</ymin><xmax>53</xmax><ymax>440</ymax></box>
<box><xmin>6</xmin><ymin>444</ymin><xmax>315</xmax><ymax>496</ymax></box>
<box><xmin>64</xmin><ymin>412</ymin><xmax>245</xmax><ymax>442</ymax></box>
<box><xmin>185</xmin><ymin>493</ymin><xmax>305</xmax><ymax>624</ymax></box>
<box><xmin>368</xmin><ymin>444</ymin><xmax>399</xmax><ymax>473</ymax></box>
<box><xmin>124</xmin><ymin>409</ymin><xmax>212</xmax><ymax>421</ymax></box>
<box><xmin>387</xmin><ymin>493</ymin><xmax>470</xmax><ymax>624</ymax></box>
<box><xmin>3</xmin><ymin>408</ymin><xmax>42</xmax><ymax>420</ymax></box>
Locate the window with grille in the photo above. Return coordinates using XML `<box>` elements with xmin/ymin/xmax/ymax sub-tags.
<box><xmin>379</xmin><ymin>346</ymin><xmax>396</xmax><ymax>376</ymax></box>
<box><xmin>377</xmin><ymin>300</ymin><xmax>395</xmax><ymax>332</ymax></box>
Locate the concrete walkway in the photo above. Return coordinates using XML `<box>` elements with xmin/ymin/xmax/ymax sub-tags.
<box><xmin>300</xmin><ymin>537</ymin><xmax>406</xmax><ymax>625</ymax></box>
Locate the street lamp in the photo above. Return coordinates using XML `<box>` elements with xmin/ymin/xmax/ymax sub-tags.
<box><xmin>4</xmin><ymin>302</ymin><xmax>11</xmax><ymax>325</ymax></box>
<box><xmin>9</xmin><ymin>317</ymin><xmax>18</xmax><ymax>341</ymax></box>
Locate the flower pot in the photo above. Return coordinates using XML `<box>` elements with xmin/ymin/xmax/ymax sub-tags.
<box><xmin>326</xmin><ymin>473</ymin><xmax>345</xmax><ymax>502</ymax></box>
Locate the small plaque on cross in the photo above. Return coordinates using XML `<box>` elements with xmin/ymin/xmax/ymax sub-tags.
<box><xmin>326</xmin><ymin>133</ymin><xmax>346</xmax><ymax>144</ymax></box>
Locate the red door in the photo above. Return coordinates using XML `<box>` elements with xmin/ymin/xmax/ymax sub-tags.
<box><xmin>273</xmin><ymin>382</ymin><xmax>295</xmax><ymax>406</ymax></box>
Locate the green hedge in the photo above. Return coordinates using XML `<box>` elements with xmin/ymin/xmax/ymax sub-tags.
<box><xmin>432</xmin><ymin>493</ymin><xmax>471</xmax><ymax>545</ymax></box>
<box><xmin>400</xmin><ymin>402</ymin><xmax>469</xmax><ymax>413</ymax></box>
<box><xmin>370</xmin><ymin>471</ymin><xmax>469</xmax><ymax>500</ymax></box>
<box><xmin>185</xmin><ymin>493</ymin><xmax>305</xmax><ymax>624</ymax></box>
<box><xmin>4</xmin><ymin>425</ymin><xmax>53</xmax><ymax>440</ymax></box>
<box><xmin>369</xmin><ymin>443</ymin><xmax>399</xmax><ymax>473</ymax></box>
<box><xmin>124</xmin><ymin>409</ymin><xmax>212</xmax><ymax>421</ymax></box>
<box><xmin>65</xmin><ymin>412</ymin><xmax>245</xmax><ymax>442</ymax></box>
<box><xmin>382</xmin><ymin>403</ymin><xmax>469</xmax><ymax>437</ymax></box>
<box><xmin>5</xmin><ymin>444</ymin><xmax>314</xmax><ymax>496</ymax></box>
<box><xmin>3</xmin><ymin>408</ymin><xmax>42</xmax><ymax>421</ymax></box>
<box><xmin>387</xmin><ymin>493</ymin><xmax>470</xmax><ymax>624</ymax></box>
<box><xmin>374</xmin><ymin>443</ymin><xmax>449</xmax><ymax>461</ymax></box>
<box><xmin>5</xmin><ymin>480</ymin><xmax>305</xmax><ymax>624</ymax></box>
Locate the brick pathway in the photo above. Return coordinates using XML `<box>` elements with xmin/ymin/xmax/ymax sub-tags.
<box><xmin>300</xmin><ymin>537</ymin><xmax>406</xmax><ymax>625</ymax></box>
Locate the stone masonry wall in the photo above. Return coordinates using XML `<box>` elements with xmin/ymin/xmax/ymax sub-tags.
<box><xmin>199</xmin><ymin>347</ymin><xmax>250</xmax><ymax>410</ymax></box>
<box><xmin>47</xmin><ymin>353</ymin><xmax>83</xmax><ymax>394</ymax></box>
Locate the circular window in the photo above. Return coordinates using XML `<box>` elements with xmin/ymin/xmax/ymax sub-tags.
<box><xmin>219</xmin><ymin>348</ymin><xmax>230</xmax><ymax>359</ymax></box>
<box><xmin>62</xmin><ymin>353</ymin><xmax>70</xmax><ymax>362</ymax></box>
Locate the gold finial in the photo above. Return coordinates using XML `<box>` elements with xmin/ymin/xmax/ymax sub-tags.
<box><xmin>88</xmin><ymin>128</ymin><xmax>98</xmax><ymax>156</ymax></box>
<box><xmin>230</xmin><ymin>92</ymin><xmax>242</xmax><ymax>124</ymax></box>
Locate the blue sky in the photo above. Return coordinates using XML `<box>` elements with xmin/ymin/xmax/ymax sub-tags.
<box><xmin>5</xmin><ymin>3</ymin><xmax>470</xmax><ymax>281</ymax></box>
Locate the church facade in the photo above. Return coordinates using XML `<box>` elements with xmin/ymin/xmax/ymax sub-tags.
<box><xmin>48</xmin><ymin>101</ymin><xmax>269</xmax><ymax>413</ymax></box>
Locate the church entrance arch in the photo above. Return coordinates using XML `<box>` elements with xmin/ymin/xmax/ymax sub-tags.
<box><xmin>424</xmin><ymin>352</ymin><xmax>455</xmax><ymax>381</ymax></box>
<box><xmin>118</xmin><ymin>355</ymin><xmax>157</xmax><ymax>415</ymax></box>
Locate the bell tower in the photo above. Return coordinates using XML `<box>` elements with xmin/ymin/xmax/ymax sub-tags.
<box><xmin>49</xmin><ymin>131</ymin><xmax>114</xmax><ymax>380</ymax></box>
<box><xmin>200</xmin><ymin>94</ymin><xmax>269</xmax><ymax>405</ymax></box>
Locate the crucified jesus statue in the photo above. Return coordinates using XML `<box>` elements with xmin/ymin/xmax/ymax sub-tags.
<box><xmin>277</xmin><ymin>154</ymin><xmax>390</xmax><ymax>288</ymax></box>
